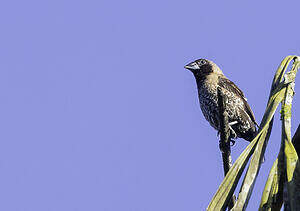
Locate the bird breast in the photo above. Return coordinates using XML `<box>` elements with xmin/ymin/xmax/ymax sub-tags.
<box><xmin>196</xmin><ymin>75</ymin><xmax>246</xmax><ymax>131</ymax></box>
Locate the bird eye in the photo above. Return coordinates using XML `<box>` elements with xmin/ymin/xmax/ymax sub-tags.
<box><xmin>198</xmin><ymin>60</ymin><xmax>207</xmax><ymax>65</ymax></box>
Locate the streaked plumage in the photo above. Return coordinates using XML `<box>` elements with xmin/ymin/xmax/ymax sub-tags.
<box><xmin>185</xmin><ymin>59</ymin><xmax>257</xmax><ymax>142</ymax></box>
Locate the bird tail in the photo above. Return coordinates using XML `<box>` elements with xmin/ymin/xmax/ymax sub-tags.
<box><xmin>244</xmin><ymin>126</ymin><xmax>258</xmax><ymax>142</ymax></box>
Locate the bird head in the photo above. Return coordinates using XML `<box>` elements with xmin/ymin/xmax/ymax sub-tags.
<box><xmin>184</xmin><ymin>59</ymin><xmax>223</xmax><ymax>77</ymax></box>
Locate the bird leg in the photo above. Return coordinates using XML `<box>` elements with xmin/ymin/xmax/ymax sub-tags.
<box><xmin>217</xmin><ymin>121</ymin><xmax>238</xmax><ymax>145</ymax></box>
<box><xmin>229</xmin><ymin>121</ymin><xmax>238</xmax><ymax>126</ymax></box>
<box><xmin>228</xmin><ymin>121</ymin><xmax>238</xmax><ymax>140</ymax></box>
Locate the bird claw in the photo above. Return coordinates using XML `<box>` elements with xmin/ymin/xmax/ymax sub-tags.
<box><xmin>230</xmin><ymin>139</ymin><xmax>236</xmax><ymax>146</ymax></box>
<box><xmin>218</xmin><ymin>123</ymin><xmax>237</xmax><ymax>149</ymax></box>
<box><xmin>228</xmin><ymin>125</ymin><xmax>237</xmax><ymax>139</ymax></box>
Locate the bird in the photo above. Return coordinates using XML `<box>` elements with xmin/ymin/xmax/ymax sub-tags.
<box><xmin>184</xmin><ymin>58</ymin><xmax>258</xmax><ymax>142</ymax></box>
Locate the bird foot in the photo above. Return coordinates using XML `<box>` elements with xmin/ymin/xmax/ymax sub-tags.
<box><xmin>228</xmin><ymin>124</ymin><xmax>237</xmax><ymax>139</ymax></box>
<box><xmin>217</xmin><ymin>122</ymin><xmax>237</xmax><ymax>138</ymax></box>
<box><xmin>230</xmin><ymin>139</ymin><xmax>236</xmax><ymax>146</ymax></box>
<box><xmin>229</xmin><ymin>121</ymin><xmax>238</xmax><ymax>126</ymax></box>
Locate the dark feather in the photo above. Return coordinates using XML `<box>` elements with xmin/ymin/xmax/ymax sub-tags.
<box><xmin>218</xmin><ymin>77</ymin><xmax>258</xmax><ymax>126</ymax></box>
<box><xmin>185</xmin><ymin>58</ymin><xmax>258</xmax><ymax>142</ymax></box>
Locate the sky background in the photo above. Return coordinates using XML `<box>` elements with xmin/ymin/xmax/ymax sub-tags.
<box><xmin>0</xmin><ymin>0</ymin><xmax>300</xmax><ymax>210</ymax></box>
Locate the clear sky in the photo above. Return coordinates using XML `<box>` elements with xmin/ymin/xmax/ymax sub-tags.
<box><xmin>0</xmin><ymin>0</ymin><xmax>300</xmax><ymax>210</ymax></box>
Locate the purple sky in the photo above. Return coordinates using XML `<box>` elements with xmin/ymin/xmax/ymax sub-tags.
<box><xmin>0</xmin><ymin>0</ymin><xmax>300</xmax><ymax>210</ymax></box>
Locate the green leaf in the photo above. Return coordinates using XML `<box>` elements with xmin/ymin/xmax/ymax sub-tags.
<box><xmin>259</xmin><ymin>58</ymin><xmax>300</xmax><ymax>210</ymax></box>
<box><xmin>231</xmin><ymin>57</ymin><xmax>299</xmax><ymax>210</ymax></box>
<box><xmin>259</xmin><ymin>139</ymin><xmax>285</xmax><ymax>211</ymax></box>
<box><xmin>281</xmin><ymin>58</ymin><xmax>300</xmax><ymax>210</ymax></box>
<box><xmin>207</xmin><ymin>71</ymin><xmax>286</xmax><ymax>211</ymax></box>
<box><xmin>207</xmin><ymin>56</ymin><xmax>300</xmax><ymax>211</ymax></box>
<box><xmin>259</xmin><ymin>158</ymin><xmax>284</xmax><ymax>211</ymax></box>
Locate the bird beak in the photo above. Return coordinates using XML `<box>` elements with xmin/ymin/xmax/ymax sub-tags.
<box><xmin>184</xmin><ymin>62</ymin><xmax>199</xmax><ymax>71</ymax></box>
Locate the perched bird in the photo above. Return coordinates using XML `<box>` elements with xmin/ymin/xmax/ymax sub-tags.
<box><xmin>185</xmin><ymin>59</ymin><xmax>257</xmax><ymax>142</ymax></box>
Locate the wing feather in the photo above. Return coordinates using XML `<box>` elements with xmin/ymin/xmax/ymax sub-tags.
<box><xmin>218</xmin><ymin>76</ymin><xmax>258</xmax><ymax>126</ymax></box>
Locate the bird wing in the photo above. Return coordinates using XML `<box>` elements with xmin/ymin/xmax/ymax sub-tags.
<box><xmin>218</xmin><ymin>76</ymin><xmax>258</xmax><ymax>126</ymax></box>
